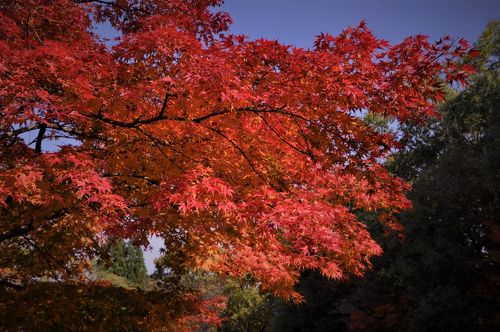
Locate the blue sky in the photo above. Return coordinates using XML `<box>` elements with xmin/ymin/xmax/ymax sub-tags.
<box><xmin>143</xmin><ymin>0</ymin><xmax>499</xmax><ymax>274</ymax></box>
<box><xmin>223</xmin><ymin>0</ymin><xmax>499</xmax><ymax>47</ymax></box>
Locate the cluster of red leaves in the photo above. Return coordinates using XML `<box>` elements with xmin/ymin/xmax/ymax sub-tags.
<box><xmin>0</xmin><ymin>0</ymin><xmax>475</xmax><ymax>306</ymax></box>
<box><xmin>179</xmin><ymin>294</ymin><xmax>227</xmax><ymax>331</ymax></box>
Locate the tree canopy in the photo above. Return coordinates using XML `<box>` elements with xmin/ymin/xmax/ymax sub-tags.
<box><xmin>0</xmin><ymin>0</ymin><xmax>475</xmax><ymax>327</ymax></box>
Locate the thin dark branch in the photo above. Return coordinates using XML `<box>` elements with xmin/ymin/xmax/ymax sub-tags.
<box><xmin>192</xmin><ymin>110</ymin><xmax>231</xmax><ymax>123</ymax></box>
<box><xmin>0</xmin><ymin>124</ymin><xmax>40</xmax><ymax>141</ymax></box>
<box><xmin>89</xmin><ymin>102</ymin><xmax>308</xmax><ymax>129</ymax></box>
<box><xmin>1</xmin><ymin>122</ymin><xmax>105</xmax><ymax>145</ymax></box>
<box><xmin>203</xmin><ymin>125</ymin><xmax>271</xmax><ymax>187</ymax></box>
<box><xmin>22</xmin><ymin>235</ymin><xmax>72</xmax><ymax>275</ymax></box>
<box><xmin>89</xmin><ymin>111</ymin><xmax>184</xmax><ymax>128</ymax></box>
<box><xmin>0</xmin><ymin>223</ymin><xmax>34</xmax><ymax>243</ymax></box>
<box><xmin>135</xmin><ymin>127</ymin><xmax>188</xmax><ymax>170</ymax></box>
<box><xmin>252</xmin><ymin>111</ymin><xmax>312</xmax><ymax>157</ymax></box>
<box><xmin>73</xmin><ymin>0</ymin><xmax>126</xmax><ymax>11</ymax></box>
<box><xmin>241</xmin><ymin>107</ymin><xmax>311</xmax><ymax>122</ymax></box>
<box><xmin>124</xmin><ymin>92</ymin><xmax>174</xmax><ymax>126</ymax></box>
<box><xmin>192</xmin><ymin>107</ymin><xmax>310</xmax><ymax>124</ymax></box>
<box><xmin>290</xmin><ymin>116</ymin><xmax>315</xmax><ymax>157</ymax></box>
<box><xmin>0</xmin><ymin>209</ymin><xmax>67</xmax><ymax>243</ymax></box>
<box><xmin>102</xmin><ymin>172</ymin><xmax>161</xmax><ymax>186</ymax></box>
<box><xmin>88</xmin><ymin>92</ymin><xmax>180</xmax><ymax>128</ymax></box>
<box><xmin>49</xmin><ymin>123</ymin><xmax>107</xmax><ymax>141</ymax></box>
<box><xmin>158</xmin><ymin>92</ymin><xmax>171</xmax><ymax>119</ymax></box>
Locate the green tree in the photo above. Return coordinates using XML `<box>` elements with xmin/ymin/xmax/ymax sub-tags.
<box><xmin>387</xmin><ymin>23</ymin><xmax>500</xmax><ymax>331</ymax></box>
<box><xmin>125</xmin><ymin>243</ymin><xmax>148</xmax><ymax>285</ymax></box>
<box><xmin>106</xmin><ymin>239</ymin><xmax>148</xmax><ymax>287</ymax></box>
<box><xmin>218</xmin><ymin>278</ymin><xmax>273</xmax><ymax>332</ymax></box>
<box><xmin>109</xmin><ymin>239</ymin><xmax>127</xmax><ymax>278</ymax></box>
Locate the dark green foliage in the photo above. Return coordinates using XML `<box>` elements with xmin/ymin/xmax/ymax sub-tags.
<box><xmin>474</xmin><ymin>20</ymin><xmax>500</xmax><ymax>72</ymax></box>
<box><xmin>271</xmin><ymin>270</ymin><xmax>350</xmax><ymax>332</ymax></box>
<box><xmin>108</xmin><ymin>239</ymin><xmax>127</xmax><ymax>277</ymax></box>
<box><xmin>387</xmin><ymin>29</ymin><xmax>500</xmax><ymax>329</ymax></box>
<box><xmin>219</xmin><ymin>278</ymin><xmax>274</xmax><ymax>332</ymax></box>
<box><xmin>126</xmin><ymin>243</ymin><xmax>148</xmax><ymax>285</ymax></box>
<box><xmin>107</xmin><ymin>239</ymin><xmax>148</xmax><ymax>287</ymax></box>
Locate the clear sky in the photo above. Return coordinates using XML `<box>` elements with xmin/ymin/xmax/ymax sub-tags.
<box><xmin>142</xmin><ymin>0</ymin><xmax>499</xmax><ymax>274</ymax></box>
<box><xmin>223</xmin><ymin>0</ymin><xmax>499</xmax><ymax>47</ymax></box>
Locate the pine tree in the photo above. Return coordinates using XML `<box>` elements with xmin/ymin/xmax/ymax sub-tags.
<box><xmin>109</xmin><ymin>239</ymin><xmax>127</xmax><ymax>278</ymax></box>
<box><xmin>108</xmin><ymin>239</ymin><xmax>148</xmax><ymax>287</ymax></box>
<box><xmin>126</xmin><ymin>244</ymin><xmax>148</xmax><ymax>285</ymax></box>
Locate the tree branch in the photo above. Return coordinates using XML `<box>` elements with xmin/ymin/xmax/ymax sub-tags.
<box><xmin>0</xmin><ymin>223</ymin><xmax>34</xmax><ymax>243</ymax></box>
<box><xmin>252</xmin><ymin>111</ymin><xmax>312</xmax><ymax>158</ymax></box>
<box><xmin>73</xmin><ymin>0</ymin><xmax>126</xmax><ymax>11</ymax></box>
<box><xmin>202</xmin><ymin>125</ymin><xmax>272</xmax><ymax>187</ymax></box>
<box><xmin>22</xmin><ymin>235</ymin><xmax>72</xmax><ymax>276</ymax></box>
<box><xmin>102</xmin><ymin>172</ymin><xmax>161</xmax><ymax>186</ymax></box>
<box><xmin>0</xmin><ymin>124</ymin><xmax>40</xmax><ymax>142</ymax></box>
<box><xmin>34</xmin><ymin>123</ymin><xmax>46</xmax><ymax>153</ymax></box>
<box><xmin>0</xmin><ymin>209</ymin><xmax>67</xmax><ymax>243</ymax></box>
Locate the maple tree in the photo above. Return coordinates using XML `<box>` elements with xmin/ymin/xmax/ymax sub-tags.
<box><xmin>0</xmin><ymin>0</ymin><xmax>474</xmax><ymax>318</ymax></box>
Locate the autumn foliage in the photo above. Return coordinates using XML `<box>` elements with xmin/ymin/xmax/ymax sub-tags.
<box><xmin>0</xmin><ymin>0</ymin><xmax>474</xmax><ymax>315</ymax></box>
